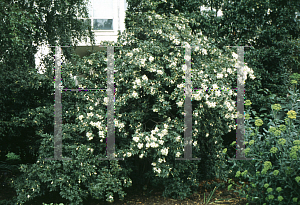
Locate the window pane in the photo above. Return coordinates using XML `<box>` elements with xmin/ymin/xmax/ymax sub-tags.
<box><xmin>93</xmin><ymin>19</ymin><xmax>113</xmax><ymax>30</ymax></box>
<box><xmin>93</xmin><ymin>0</ymin><xmax>113</xmax><ymax>18</ymax></box>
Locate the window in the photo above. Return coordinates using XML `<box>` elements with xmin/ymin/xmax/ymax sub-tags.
<box><xmin>80</xmin><ymin>0</ymin><xmax>114</xmax><ymax>30</ymax></box>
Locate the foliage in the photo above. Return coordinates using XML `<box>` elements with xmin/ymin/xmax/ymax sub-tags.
<box><xmin>209</xmin><ymin>0</ymin><xmax>300</xmax><ymax>139</ymax></box>
<box><xmin>6</xmin><ymin>9</ymin><xmax>257</xmax><ymax>204</ymax></box>
<box><xmin>226</xmin><ymin>75</ymin><xmax>300</xmax><ymax>204</ymax></box>
<box><xmin>125</xmin><ymin>0</ymin><xmax>300</xmax><ymax>185</ymax></box>
<box><xmin>138</xmin><ymin>0</ymin><xmax>300</xmax><ymax>144</ymax></box>
<box><xmin>0</xmin><ymin>0</ymin><xmax>95</xmax><ymax>164</ymax></box>
<box><xmin>3</xmin><ymin>0</ymin><xmax>299</xmax><ymax>204</ymax></box>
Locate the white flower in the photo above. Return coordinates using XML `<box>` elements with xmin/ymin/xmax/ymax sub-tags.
<box><xmin>151</xmin><ymin>162</ymin><xmax>156</xmax><ymax>166</ymax></box>
<box><xmin>176</xmin><ymin>101</ymin><xmax>183</xmax><ymax>107</ymax></box>
<box><xmin>153</xmin><ymin>108</ymin><xmax>158</xmax><ymax>112</ymax></box>
<box><xmin>227</xmin><ymin>68</ymin><xmax>233</xmax><ymax>74</ymax></box>
<box><xmin>119</xmin><ymin>122</ymin><xmax>125</xmax><ymax>128</ymax></box>
<box><xmin>78</xmin><ymin>115</ymin><xmax>84</xmax><ymax>121</ymax></box>
<box><xmin>150</xmin><ymin>135</ymin><xmax>157</xmax><ymax>141</ymax></box>
<box><xmin>215</xmin><ymin>90</ymin><xmax>221</xmax><ymax>97</ymax></box>
<box><xmin>156</xmin><ymin>168</ymin><xmax>161</xmax><ymax>174</ymax></box>
<box><xmin>132</xmin><ymin>91</ymin><xmax>138</xmax><ymax>98</ymax></box>
<box><xmin>139</xmin><ymin>154</ymin><xmax>144</xmax><ymax>158</ymax></box>
<box><xmin>133</xmin><ymin>137</ymin><xmax>139</xmax><ymax>143</ymax></box>
<box><xmin>158</xmin><ymin>29</ymin><xmax>162</xmax><ymax>34</ymax></box>
<box><xmin>157</xmin><ymin>133</ymin><xmax>164</xmax><ymax>138</ymax></box>
<box><xmin>164</xmin><ymin>124</ymin><xmax>168</xmax><ymax>129</ymax></box>
<box><xmin>140</xmin><ymin>58</ymin><xmax>146</xmax><ymax>67</ymax></box>
<box><xmin>201</xmin><ymin>48</ymin><xmax>208</xmax><ymax>55</ymax></box>
<box><xmin>99</xmin><ymin>131</ymin><xmax>105</xmax><ymax>138</ymax></box>
<box><xmin>162</xmin><ymin>129</ymin><xmax>168</xmax><ymax>136</ymax></box>
<box><xmin>225</xmin><ymin>101</ymin><xmax>233</xmax><ymax>110</ymax></box>
<box><xmin>193</xmin><ymin>141</ymin><xmax>197</xmax><ymax>146</ymax></box>
<box><xmin>157</xmin><ymin>70</ymin><xmax>163</xmax><ymax>75</ymax></box>
<box><xmin>158</xmin><ymin>140</ymin><xmax>164</xmax><ymax>145</ymax></box>
<box><xmin>149</xmin><ymin>56</ymin><xmax>154</xmax><ymax>62</ymax></box>
<box><xmin>206</xmin><ymin>101</ymin><xmax>216</xmax><ymax>108</ymax></box>
<box><xmin>27</xmin><ymin>195</ymin><xmax>30</xmax><ymax>198</ymax></box>
<box><xmin>228</xmin><ymin>89</ymin><xmax>233</xmax><ymax>96</ymax></box>
<box><xmin>103</xmin><ymin>97</ymin><xmax>109</xmax><ymax>105</ymax></box>
<box><xmin>95</xmin><ymin>121</ymin><xmax>101</xmax><ymax>129</ymax></box>
<box><xmin>133</xmin><ymin>48</ymin><xmax>140</xmax><ymax>52</ymax></box>
<box><xmin>135</xmin><ymin>78</ymin><xmax>141</xmax><ymax>86</ymax></box>
<box><xmin>150</xmin><ymin>142</ymin><xmax>159</xmax><ymax>148</ymax></box>
<box><xmin>169</xmin><ymin>61</ymin><xmax>177</xmax><ymax>68</ymax></box>
<box><xmin>176</xmin><ymin>136</ymin><xmax>181</xmax><ymax>142</ymax></box>
<box><xmin>126</xmin><ymin>52</ymin><xmax>133</xmax><ymax>57</ymax></box>
<box><xmin>173</xmin><ymin>39</ymin><xmax>180</xmax><ymax>45</ymax></box>
<box><xmin>232</xmin><ymin>52</ymin><xmax>238</xmax><ymax>59</ymax></box>
<box><xmin>142</xmin><ymin>75</ymin><xmax>148</xmax><ymax>81</ymax></box>
<box><xmin>127</xmin><ymin>152</ymin><xmax>132</xmax><ymax>157</ymax></box>
<box><xmin>86</xmin><ymin>132</ymin><xmax>92</xmax><ymax>138</ymax></box>
<box><xmin>177</xmin><ymin>83</ymin><xmax>184</xmax><ymax>89</ymax></box>
<box><xmin>176</xmin><ymin>152</ymin><xmax>181</xmax><ymax>157</ymax></box>
<box><xmin>137</xmin><ymin>143</ymin><xmax>143</xmax><ymax>149</ymax></box>
<box><xmin>217</xmin><ymin>73</ymin><xmax>223</xmax><ymax>79</ymax></box>
<box><xmin>114</xmin><ymin>120</ymin><xmax>119</xmax><ymax>127</ymax></box>
<box><xmin>206</xmin><ymin>133</ymin><xmax>209</xmax><ymax>137</ymax></box>
<box><xmin>161</xmin><ymin>147</ymin><xmax>169</xmax><ymax>156</ymax></box>
<box><xmin>212</xmin><ymin>84</ymin><xmax>219</xmax><ymax>90</ymax></box>
<box><xmin>150</xmin><ymin>87</ymin><xmax>155</xmax><ymax>95</ymax></box>
<box><xmin>87</xmin><ymin>112</ymin><xmax>94</xmax><ymax>118</ymax></box>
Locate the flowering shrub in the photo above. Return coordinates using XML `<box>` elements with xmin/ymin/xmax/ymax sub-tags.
<box><xmin>226</xmin><ymin>74</ymin><xmax>300</xmax><ymax>205</ymax></box>
<box><xmin>8</xmin><ymin>11</ymin><xmax>256</xmax><ymax>204</ymax></box>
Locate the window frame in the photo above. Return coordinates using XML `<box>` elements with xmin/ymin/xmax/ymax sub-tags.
<box><xmin>77</xmin><ymin>0</ymin><xmax>116</xmax><ymax>31</ymax></box>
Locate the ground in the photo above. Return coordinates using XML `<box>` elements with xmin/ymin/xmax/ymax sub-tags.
<box><xmin>0</xmin><ymin>172</ymin><xmax>256</xmax><ymax>205</ymax></box>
